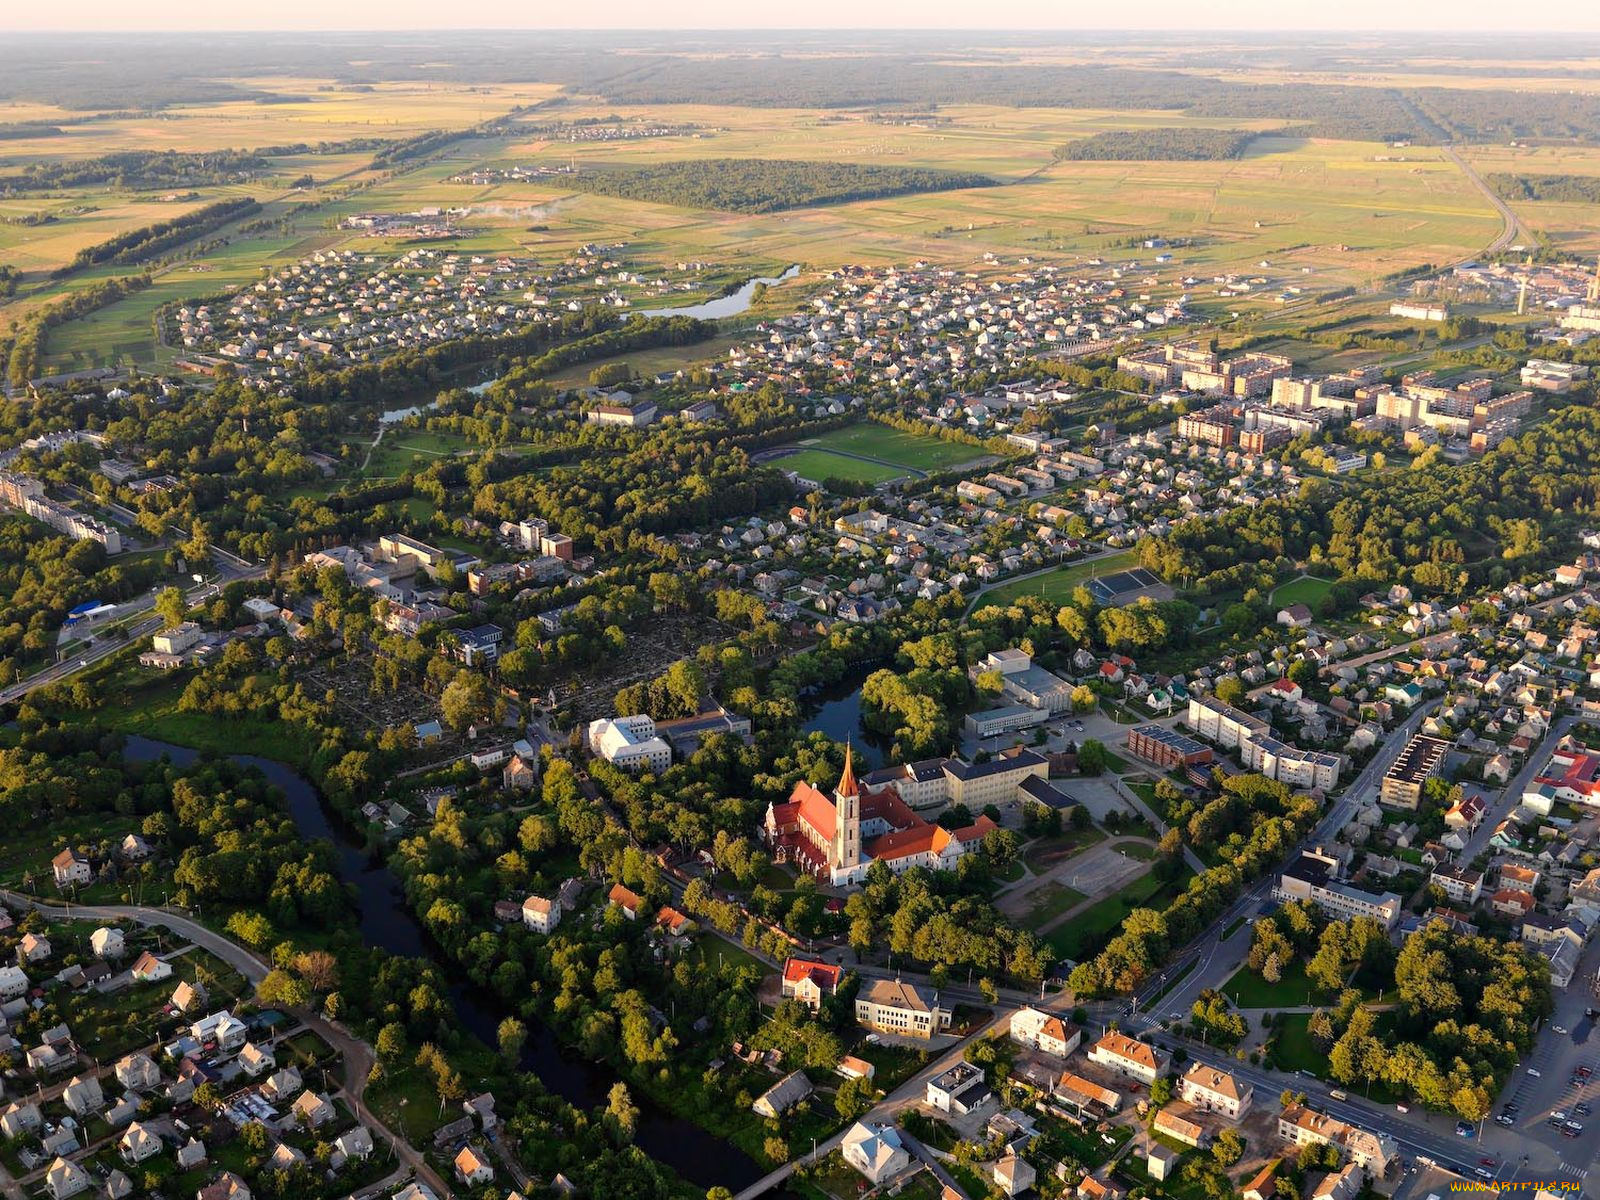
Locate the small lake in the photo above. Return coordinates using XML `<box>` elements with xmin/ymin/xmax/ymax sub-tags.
<box><xmin>640</xmin><ymin>264</ymin><xmax>800</xmax><ymax>320</ymax></box>
<box><xmin>798</xmin><ymin>675</ymin><xmax>893</xmax><ymax>769</ymax></box>
<box><xmin>120</xmin><ymin>735</ymin><xmax>762</xmax><ymax>1190</ymax></box>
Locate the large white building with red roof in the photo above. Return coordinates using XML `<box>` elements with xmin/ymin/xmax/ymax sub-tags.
<box><xmin>763</xmin><ymin>747</ymin><xmax>997</xmax><ymax>886</ymax></box>
<box><xmin>1525</xmin><ymin>739</ymin><xmax>1600</xmax><ymax>810</ymax></box>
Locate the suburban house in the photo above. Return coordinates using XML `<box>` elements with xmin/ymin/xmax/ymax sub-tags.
<box><xmin>45</xmin><ymin>1158</ymin><xmax>91</xmax><ymax>1200</ymax></box>
<box><xmin>90</xmin><ymin>927</ymin><xmax>125</xmax><ymax>958</ymax></box>
<box><xmin>119</xmin><ymin>1122</ymin><xmax>162</xmax><ymax>1165</ymax></box>
<box><xmin>114</xmin><ymin>1052</ymin><xmax>161</xmax><ymax>1092</ymax></box>
<box><xmin>237</xmin><ymin>1042</ymin><xmax>275</xmax><ymax>1078</ymax></box>
<box><xmin>926</xmin><ymin>1063</ymin><xmax>992</xmax><ymax>1114</ymax></box>
<box><xmin>607</xmin><ymin>883</ymin><xmax>642</xmax><ymax>920</ymax></box>
<box><xmin>522</xmin><ymin>895</ymin><xmax>561</xmax><ymax>935</ymax></box>
<box><xmin>454</xmin><ymin>1146</ymin><xmax>495</xmax><ymax>1186</ymax></box>
<box><xmin>1086</xmin><ymin>1031</ymin><xmax>1168</xmax><ymax>1084</ymax></box>
<box><xmin>290</xmin><ymin>1090</ymin><xmax>335</xmax><ymax>1129</ymax></box>
<box><xmin>51</xmin><ymin>848</ymin><xmax>92</xmax><ymax>888</ymax></box>
<box><xmin>1055</xmin><ymin>1072</ymin><xmax>1122</xmax><ymax>1114</ymax></box>
<box><xmin>752</xmin><ymin>1071</ymin><xmax>813</xmax><ymax>1118</ymax></box>
<box><xmin>1009</xmin><ymin>1006</ymin><xmax>1082</xmax><ymax>1057</ymax></box>
<box><xmin>130</xmin><ymin>952</ymin><xmax>172</xmax><ymax>983</ymax></box>
<box><xmin>1152</xmin><ymin>1108</ymin><xmax>1207</xmax><ymax>1148</ymax></box>
<box><xmin>842</xmin><ymin>1122</ymin><xmax>910</xmax><ymax>1184</ymax></box>
<box><xmin>995</xmin><ymin>1154</ymin><xmax>1037</xmax><ymax>1197</ymax></box>
<box><xmin>780</xmin><ymin>958</ymin><xmax>843</xmax><ymax>1010</ymax></box>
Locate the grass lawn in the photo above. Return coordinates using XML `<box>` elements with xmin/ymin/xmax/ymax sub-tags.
<box><xmin>1022</xmin><ymin>826</ymin><xmax>1107</xmax><ymax>873</ymax></box>
<box><xmin>1271</xmin><ymin>1012</ymin><xmax>1328</xmax><ymax>1077</ymax></box>
<box><xmin>66</xmin><ymin>662</ymin><xmax>324</xmax><ymax>765</ymax></box>
<box><xmin>1221</xmin><ymin>959</ymin><xmax>1324</xmax><ymax>1009</ymax></box>
<box><xmin>973</xmin><ymin>549</ymin><xmax>1140</xmax><ymax>611</ymax></box>
<box><xmin>1045</xmin><ymin>863</ymin><xmax>1195</xmax><ymax>961</ymax></box>
<box><xmin>1271</xmin><ymin>575</ymin><xmax>1336</xmax><ymax>609</ymax></box>
<box><xmin>691</xmin><ymin>934</ymin><xmax>771</xmax><ymax>978</ymax></box>
<box><xmin>775</xmin><ymin>447</ymin><xmax>908</xmax><ymax>485</ymax></box>
<box><xmin>1018</xmin><ymin>881</ymin><xmax>1089</xmax><ymax>931</ymax></box>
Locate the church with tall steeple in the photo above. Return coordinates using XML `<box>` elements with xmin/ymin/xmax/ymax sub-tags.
<box><xmin>763</xmin><ymin>744</ymin><xmax>996</xmax><ymax>887</ymax></box>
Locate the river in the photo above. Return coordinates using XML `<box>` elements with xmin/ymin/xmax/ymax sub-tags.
<box><xmin>120</xmin><ymin>735</ymin><xmax>763</xmax><ymax>1190</ymax></box>
<box><xmin>639</xmin><ymin>265</ymin><xmax>800</xmax><ymax>320</ymax></box>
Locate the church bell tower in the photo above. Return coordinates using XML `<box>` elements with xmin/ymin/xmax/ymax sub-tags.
<box><xmin>832</xmin><ymin>743</ymin><xmax>862</xmax><ymax>870</ymax></box>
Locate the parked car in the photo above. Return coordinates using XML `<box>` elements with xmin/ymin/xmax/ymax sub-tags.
<box><xmin>1527</xmin><ymin>1068</ymin><xmax>1542</xmax><ymax>1077</ymax></box>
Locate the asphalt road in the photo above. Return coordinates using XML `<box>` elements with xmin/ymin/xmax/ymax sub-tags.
<box><xmin>0</xmin><ymin>552</ymin><xmax>265</xmax><ymax>706</ymax></box>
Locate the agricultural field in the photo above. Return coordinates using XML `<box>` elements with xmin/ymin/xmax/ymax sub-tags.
<box><xmin>973</xmin><ymin>548</ymin><xmax>1141</xmax><ymax>611</ymax></box>
<box><xmin>1463</xmin><ymin>142</ymin><xmax>1600</xmax><ymax>256</ymax></box>
<box><xmin>0</xmin><ymin>75</ymin><xmax>1522</xmax><ymax>378</ymax></box>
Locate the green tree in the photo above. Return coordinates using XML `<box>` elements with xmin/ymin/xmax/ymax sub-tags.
<box><xmin>154</xmin><ymin>586</ymin><xmax>187</xmax><ymax>629</ymax></box>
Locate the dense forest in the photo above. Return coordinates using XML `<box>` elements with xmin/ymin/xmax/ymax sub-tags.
<box><xmin>560</xmin><ymin>158</ymin><xmax>996</xmax><ymax>214</ymax></box>
<box><xmin>1490</xmin><ymin>173</ymin><xmax>1600</xmax><ymax>203</ymax></box>
<box><xmin>57</xmin><ymin>197</ymin><xmax>260</xmax><ymax>274</ymax></box>
<box><xmin>1053</xmin><ymin>128</ymin><xmax>1260</xmax><ymax>161</ymax></box>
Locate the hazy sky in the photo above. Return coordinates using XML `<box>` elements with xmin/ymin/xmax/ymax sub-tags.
<box><xmin>7</xmin><ymin>0</ymin><xmax>1600</xmax><ymax>32</ymax></box>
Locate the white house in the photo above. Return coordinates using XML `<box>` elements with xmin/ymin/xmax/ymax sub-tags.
<box><xmin>45</xmin><ymin>1157</ymin><xmax>91</xmax><ymax>1200</ymax></box>
<box><xmin>90</xmin><ymin>927</ymin><xmax>126</xmax><ymax>959</ymax></box>
<box><xmin>62</xmin><ymin>1074</ymin><xmax>105</xmax><ymax>1116</ymax></box>
<box><xmin>522</xmin><ymin>895</ymin><xmax>561</xmax><ymax>935</ymax></box>
<box><xmin>841</xmin><ymin>1122</ymin><xmax>911</xmax><ymax>1184</ymax></box>
<box><xmin>119</xmin><ymin>1122</ymin><xmax>163</xmax><ymax>1165</ymax></box>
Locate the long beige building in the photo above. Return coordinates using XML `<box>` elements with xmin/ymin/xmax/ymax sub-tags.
<box><xmin>854</xmin><ymin>979</ymin><xmax>950</xmax><ymax>1039</ymax></box>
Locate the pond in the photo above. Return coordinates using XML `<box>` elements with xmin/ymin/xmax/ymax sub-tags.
<box><xmin>120</xmin><ymin>735</ymin><xmax>763</xmax><ymax>1190</ymax></box>
<box><xmin>798</xmin><ymin>673</ymin><xmax>894</xmax><ymax>769</ymax></box>
<box><xmin>639</xmin><ymin>264</ymin><xmax>800</xmax><ymax>321</ymax></box>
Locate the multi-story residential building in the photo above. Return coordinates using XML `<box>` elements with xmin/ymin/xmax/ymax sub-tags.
<box><xmin>1278</xmin><ymin>1106</ymin><xmax>1396</xmax><ymax>1175</ymax></box>
<box><xmin>1275</xmin><ymin>852</ymin><xmax>1401</xmax><ymax>928</ymax></box>
<box><xmin>1380</xmin><ymin>735</ymin><xmax>1450</xmax><ymax>809</ymax></box>
<box><xmin>1179</xmin><ymin>1064</ymin><xmax>1254</xmax><ymax>1118</ymax></box>
<box><xmin>1128</xmin><ymin>724</ymin><xmax>1214</xmax><ymax>770</ymax></box>
<box><xmin>1431</xmin><ymin>864</ymin><xmax>1484</xmax><ymax>904</ymax></box>
<box><xmin>1086</xmin><ymin>1031</ymin><xmax>1167</xmax><ymax>1084</ymax></box>
<box><xmin>1240</xmin><ymin>736</ymin><xmax>1344</xmax><ymax>790</ymax></box>
<box><xmin>1187</xmin><ymin>695</ymin><xmax>1270</xmax><ymax>750</ymax></box>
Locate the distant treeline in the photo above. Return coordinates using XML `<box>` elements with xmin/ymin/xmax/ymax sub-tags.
<box><xmin>370</xmin><ymin>129</ymin><xmax>464</xmax><ymax>168</ymax></box>
<box><xmin>1489</xmin><ymin>173</ymin><xmax>1600</xmax><ymax>204</ymax></box>
<box><xmin>0</xmin><ymin>121</ymin><xmax>63</xmax><ymax>140</ymax></box>
<box><xmin>2</xmin><ymin>274</ymin><xmax>152</xmax><ymax>387</ymax></box>
<box><xmin>595</xmin><ymin>59</ymin><xmax>1600</xmax><ymax>143</ymax></box>
<box><xmin>0</xmin><ymin>149</ymin><xmax>270</xmax><ymax>193</ymax></box>
<box><xmin>561</xmin><ymin>158</ymin><xmax>995</xmax><ymax>214</ymax></box>
<box><xmin>1053</xmin><ymin>128</ymin><xmax>1259</xmax><ymax>161</ymax></box>
<box><xmin>55</xmin><ymin>197</ymin><xmax>259</xmax><ymax>275</ymax></box>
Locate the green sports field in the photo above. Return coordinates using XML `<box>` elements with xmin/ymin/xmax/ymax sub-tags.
<box><xmin>776</xmin><ymin>448</ymin><xmax>906</xmax><ymax>485</ymax></box>
<box><xmin>803</xmin><ymin>424</ymin><xmax>990</xmax><ymax>472</ymax></box>
<box><xmin>974</xmin><ymin>549</ymin><xmax>1140</xmax><ymax>610</ymax></box>
<box><xmin>776</xmin><ymin>422</ymin><xmax>990</xmax><ymax>485</ymax></box>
